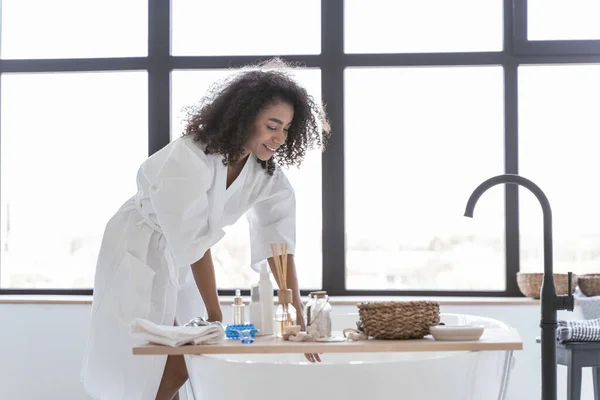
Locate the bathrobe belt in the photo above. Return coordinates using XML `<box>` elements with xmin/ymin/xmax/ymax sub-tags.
<box><xmin>133</xmin><ymin>194</ymin><xmax>180</xmax><ymax>289</ymax></box>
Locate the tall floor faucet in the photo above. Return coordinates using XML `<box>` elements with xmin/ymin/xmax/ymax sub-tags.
<box><xmin>464</xmin><ymin>173</ymin><xmax>574</xmax><ymax>400</ymax></box>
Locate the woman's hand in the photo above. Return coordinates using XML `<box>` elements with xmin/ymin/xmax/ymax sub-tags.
<box><xmin>207</xmin><ymin>308</ymin><xmax>223</xmax><ymax>323</ymax></box>
<box><xmin>296</xmin><ymin>310</ymin><xmax>322</xmax><ymax>363</ymax></box>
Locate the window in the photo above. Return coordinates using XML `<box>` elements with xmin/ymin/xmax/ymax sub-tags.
<box><xmin>528</xmin><ymin>0</ymin><xmax>600</xmax><ymax>40</ymax></box>
<box><xmin>171</xmin><ymin>0</ymin><xmax>321</xmax><ymax>56</ymax></box>
<box><xmin>2</xmin><ymin>1</ymin><xmax>600</xmax><ymax>297</ymax></box>
<box><xmin>0</xmin><ymin>0</ymin><xmax>147</xmax><ymax>59</ymax></box>
<box><xmin>344</xmin><ymin>0</ymin><xmax>503</xmax><ymax>53</ymax></box>
<box><xmin>519</xmin><ymin>64</ymin><xmax>600</xmax><ymax>275</ymax></box>
<box><xmin>0</xmin><ymin>72</ymin><xmax>148</xmax><ymax>289</ymax></box>
<box><xmin>344</xmin><ymin>66</ymin><xmax>505</xmax><ymax>291</ymax></box>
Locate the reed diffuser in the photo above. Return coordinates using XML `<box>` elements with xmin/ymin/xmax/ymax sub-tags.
<box><xmin>270</xmin><ymin>242</ymin><xmax>297</xmax><ymax>338</ymax></box>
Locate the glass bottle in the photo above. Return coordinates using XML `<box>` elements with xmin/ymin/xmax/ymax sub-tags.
<box><xmin>231</xmin><ymin>289</ymin><xmax>245</xmax><ymax>325</ymax></box>
<box><xmin>305</xmin><ymin>291</ymin><xmax>332</xmax><ymax>338</ymax></box>
<box><xmin>274</xmin><ymin>289</ymin><xmax>297</xmax><ymax>338</ymax></box>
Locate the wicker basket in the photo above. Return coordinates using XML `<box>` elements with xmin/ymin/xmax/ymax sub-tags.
<box><xmin>578</xmin><ymin>273</ymin><xmax>600</xmax><ymax>297</ymax></box>
<box><xmin>357</xmin><ymin>301</ymin><xmax>440</xmax><ymax>340</ymax></box>
<box><xmin>516</xmin><ymin>272</ymin><xmax>577</xmax><ymax>299</ymax></box>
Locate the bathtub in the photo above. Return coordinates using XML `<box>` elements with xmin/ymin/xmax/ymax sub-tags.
<box><xmin>184</xmin><ymin>313</ymin><xmax>516</xmax><ymax>400</ymax></box>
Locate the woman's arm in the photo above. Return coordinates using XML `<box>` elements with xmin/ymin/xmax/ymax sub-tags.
<box><xmin>191</xmin><ymin>249</ymin><xmax>222</xmax><ymax>322</ymax></box>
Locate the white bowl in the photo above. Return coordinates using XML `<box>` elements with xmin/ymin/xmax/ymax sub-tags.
<box><xmin>429</xmin><ymin>324</ymin><xmax>485</xmax><ymax>341</ymax></box>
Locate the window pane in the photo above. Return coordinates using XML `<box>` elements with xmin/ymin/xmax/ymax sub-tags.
<box><xmin>519</xmin><ymin>65</ymin><xmax>600</xmax><ymax>276</ymax></box>
<box><xmin>1</xmin><ymin>72</ymin><xmax>148</xmax><ymax>288</ymax></box>
<box><xmin>171</xmin><ymin>69</ymin><xmax>323</xmax><ymax>289</ymax></box>
<box><xmin>528</xmin><ymin>0</ymin><xmax>600</xmax><ymax>40</ymax></box>
<box><xmin>345</xmin><ymin>0</ymin><xmax>503</xmax><ymax>53</ymax></box>
<box><xmin>172</xmin><ymin>0</ymin><xmax>320</xmax><ymax>56</ymax></box>
<box><xmin>0</xmin><ymin>0</ymin><xmax>147</xmax><ymax>59</ymax></box>
<box><xmin>345</xmin><ymin>66</ymin><xmax>505</xmax><ymax>291</ymax></box>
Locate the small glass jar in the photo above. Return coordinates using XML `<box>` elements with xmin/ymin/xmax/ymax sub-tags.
<box><xmin>305</xmin><ymin>291</ymin><xmax>332</xmax><ymax>338</ymax></box>
<box><xmin>274</xmin><ymin>289</ymin><xmax>297</xmax><ymax>338</ymax></box>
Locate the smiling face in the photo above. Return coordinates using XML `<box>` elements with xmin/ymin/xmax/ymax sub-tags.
<box><xmin>243</xmin><ymin>101</ymin><xmax>294</xmax><ymax>162</ymax></box>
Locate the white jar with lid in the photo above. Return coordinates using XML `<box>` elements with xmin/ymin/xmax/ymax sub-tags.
<box><xmin>304</xmin><ymin>291</ymin><xmax>332</xmax><ymax>338</ymax></box>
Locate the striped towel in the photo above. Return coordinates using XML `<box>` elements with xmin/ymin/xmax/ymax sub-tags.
<box><xmin>557</xmin><ymin>318</ymin><xmax>600</xmax><ymax>343</ymax></box>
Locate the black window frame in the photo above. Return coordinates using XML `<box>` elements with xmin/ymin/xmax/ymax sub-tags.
<box><xmin>1</xmin><ymin>0</ymin><xmax>599</xmax><ymax>297</ymax></box>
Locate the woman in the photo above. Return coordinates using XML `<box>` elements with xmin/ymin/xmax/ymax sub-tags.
<box><xmin>81</xmin><ymin>58</ymin><xmax>330</xmax><ymax>400</ymax></box>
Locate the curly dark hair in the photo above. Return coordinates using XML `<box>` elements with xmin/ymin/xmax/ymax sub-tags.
<box><xmin>181</xmin><ymin>58</ymin><xmax>331</xmax><ymax>175</ymax></box>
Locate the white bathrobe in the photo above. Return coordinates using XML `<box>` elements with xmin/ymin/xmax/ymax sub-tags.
<box><xmin>80</xmin><ymin>135</ymin><xmax>296</xmax><ymax>400</ymax></box>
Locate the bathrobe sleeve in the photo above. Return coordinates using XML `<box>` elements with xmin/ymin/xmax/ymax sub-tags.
<box><xmin>141</xmin><ymin>140</ymin><xmax>219</xmax><ymax>267</ymax></box>
<box><xmin>246</xmin><ymin>168</ymin><xmax>296</xmax><ymax>270</ymax></box>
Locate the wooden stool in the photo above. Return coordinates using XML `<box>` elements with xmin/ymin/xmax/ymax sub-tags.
<box><xmin>537</xmin><ymin>338</ymin><xmax>600</xmax><ymax>399</ymax></box>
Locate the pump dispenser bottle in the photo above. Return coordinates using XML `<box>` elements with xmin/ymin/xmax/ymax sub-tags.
<box><xmin>232</xmin><ymin>289</ymin><xmax>245</xmax><ymax>325</ymax></box>
<box><xmin>249</xmin><ymin>284</ymin><xmax>263</xmax><ymax>332</ymax></box>
<box><xmin>258</xmin><ymin>263</ymin><xmax>274</xmax><ymax>335</ymax></box>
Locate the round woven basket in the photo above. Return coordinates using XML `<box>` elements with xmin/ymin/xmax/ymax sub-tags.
<box><xmin>357</xmin><ymin>301</ymin><xmax>440</xmax><ymax>340</ymax></box>
<box><xmin>578</xmin><ymin>273</ymin><xmax>600</xmax><ymax>297</ymax></box>
<box><xmin>516</xmin><ymin>272</ymin><xmax>577</xmax><ymax>299</ymax></box>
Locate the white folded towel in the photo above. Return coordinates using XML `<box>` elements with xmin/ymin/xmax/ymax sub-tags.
<box><xmin>130</xmin><ymin>318</ymin><xmax>225</xmax><ymax>347</ymax></box>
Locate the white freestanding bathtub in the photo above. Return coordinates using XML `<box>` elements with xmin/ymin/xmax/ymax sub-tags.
<box><xmin>184</xmin><ymin>313</ymin><xmax>516</xmax><ymax>400</ymax></box>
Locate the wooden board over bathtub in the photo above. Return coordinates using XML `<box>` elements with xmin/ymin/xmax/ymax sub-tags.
<box><xmin>132</xmin><ymin>328</ymin><xmax>523</xmax><ymax>356</ymax></box>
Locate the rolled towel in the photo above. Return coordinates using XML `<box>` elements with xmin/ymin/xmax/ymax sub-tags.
<box><xmin>557</xmin><ymin>318</ymin><xmax>600</xmax><ymax>343</ymax></box>
<box><xmin>574</xmin><ymin>288</ymin><xmax>600</xmax><ymax>320</ymax></box>
<box><xmin>130</xmin><ymin>317</ymin><xmax>225</xmax><ymax>347</ymax></box>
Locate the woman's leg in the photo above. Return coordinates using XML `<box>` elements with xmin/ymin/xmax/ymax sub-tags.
<box><xmin>155</xmin><ymin>354</ymin><xmax>188</xmax><ymax>400</ymax></box>
<box><xmin>155</xmin><ymin>319</ymin><xmax>188</xmax><ymax>400</ymax></box>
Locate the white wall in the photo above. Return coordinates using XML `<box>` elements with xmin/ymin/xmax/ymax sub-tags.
<box><xmin>0</xmin><ymin>300</ymin><xmax>595</xmax><ymax>400</ymax></box>
<box><xmin>0</xmin><ymin>303</ymin><xmax>91</xmax><ymax>399</ymax></box>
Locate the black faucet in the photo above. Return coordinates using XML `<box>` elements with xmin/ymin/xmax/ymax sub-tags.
<box><xmin>464</xmin><ymin>173</ymin><xmax>574</xmax><ymax>400</ymax></box>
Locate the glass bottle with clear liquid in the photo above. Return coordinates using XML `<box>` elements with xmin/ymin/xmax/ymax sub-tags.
<box><xmin>274</xmin><ymin>289</ymin><xmax>297</xmax><ymax>338</ymax></box>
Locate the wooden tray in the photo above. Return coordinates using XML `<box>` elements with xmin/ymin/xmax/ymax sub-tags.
<box><xmin>133</xmin><ymin>328</ymin><xmax>522</xmax><ymax>356</ymax></box>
